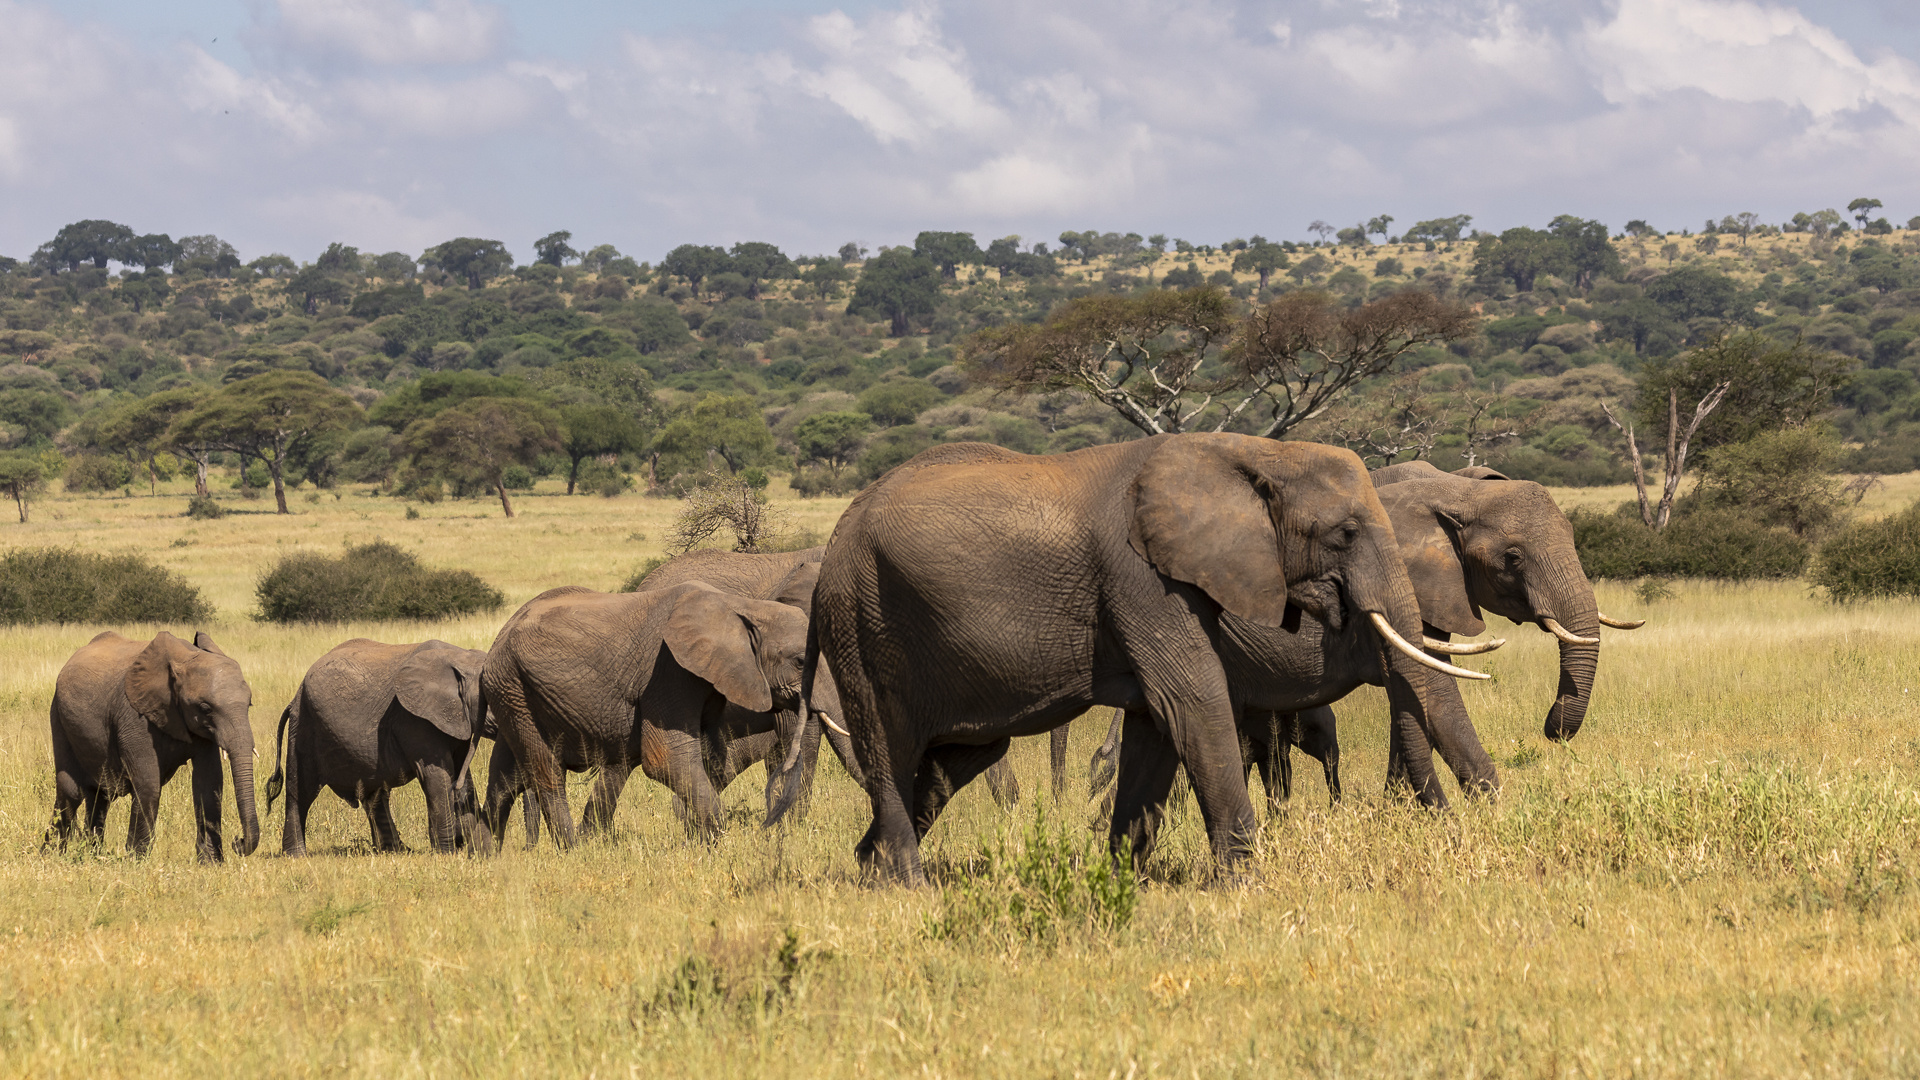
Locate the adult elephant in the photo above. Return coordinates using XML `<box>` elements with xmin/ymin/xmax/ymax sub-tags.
<box><xmin>43</xmin><ymin>631</ymin><xmax>260</xmax><ymax>862</ymax></box>
<box><xmin>266</xmin><ymin>639</ymin><xmax>495</xmax><ymax>856</ymax></box>
<box><xmin>786</xmin><ymin>435</ymin><xmax>1490</xmax><ymax>885</ymax></box>
<box><xmin>481</xmin><ymin>581</ymin><xmax>812</xmax><ymax>846</ymax></box>
<box><xmin>1078</xmin><ymin>460</ymin><xmax>1642</xmax><ymax>811</ymax></box>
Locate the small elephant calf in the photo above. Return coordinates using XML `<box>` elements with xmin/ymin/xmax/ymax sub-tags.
<box><xmin>267</xmin><ymin>639</ymin><xmax>493</xmax><ymax>855</ymax></box>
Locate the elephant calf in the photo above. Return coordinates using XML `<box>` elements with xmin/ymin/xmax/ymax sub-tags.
<box><xmin>44</xmin><ymin>630</ymin><xmax>260</xmax><ymax>862</ymax></box>
<box><xmin>482</xmin><ymin>581</ymin><xmax>811</xmax><ymax>846</ymax></box>
<box><xmin>267</xmin><ymin>639</ymin><xmax>493</xmax><ymax>856</ymax></box>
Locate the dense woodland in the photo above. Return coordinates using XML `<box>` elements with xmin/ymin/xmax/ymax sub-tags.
<box><xmin>1</xmin><ymin>205</ymin><xmax>1917</xmax><ymax>531</ymax></box>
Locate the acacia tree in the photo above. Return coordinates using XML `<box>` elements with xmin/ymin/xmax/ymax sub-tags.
<box><xmin>405</xmin><ymin>397</ymin><xmax>563</xmax><ymax>517</ymax></box>
<box><xmin>1231</xmin><ymin>240</ymin><xmax>1289</xmax><ymax>290</ymax></box>
<box><xmin>963</xmin><ymin>287</ymin><xmax>1477</xmax><ymax>440</ymax></box>
<box><xmin>557</xmin><ymin>403</ymin><xmax>647</xmax><ymax>494</ymax></box>
<box><xmin>534</xmin><ymin>231</ymin><xmax>579</xmax><ymax>267</ymax></box>
<box><xmin>794</xmin><ymin>411</ymin><xmax>873</xmax><ymax>480</ymax></box>
<box><xmin>422</xmin><ymin>238</ymin><xmax>514</xmax><ymax>289</ymax></box>
<box><xmin>846</xmin><ymin>248</ymin><xmax>940</xmax><ymax>336</ymax></box>
<box><xmin>91</xmin><ymin>388</ymin><xmax>205</xmax><ymax>494</ymax></box>
<box><xmin>0</xmin><ymin>452</ymin><xmax>45</xmax><ymax>522</ymax></box>
<box><xmin>172</xmin><ymin>372</ymin><xmax>364</xmax><ymax>513</ymax></box>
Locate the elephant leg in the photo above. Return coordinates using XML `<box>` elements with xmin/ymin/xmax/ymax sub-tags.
<box><xmin>640</xmin><ymin>715</ymin><xmax>722</xmax><ymax>840</ymax></box>
<box><xmin>1049</xmin><ymin>724</ymin><xmax>1069</xmax><ymax>802</ymax></box>
<box><xmin>189</xmin><ymin>739</ymin><xmax>226</xmax><ymax>863</ymax></box>
<box><xmin>1087</xmin><ymin>708</ymin><xmax>1123</xmax><ymax>797</ymax></box>
<box><xmin>362</xmin><ymin>788</ymin><xmax>407</xmax><ymax>852</ymax></box>
<box><xmin>1108</xmin><ymin>708</ymin><xmax>1180</xmax><ymax>864</ymax></box>
<box><xmin>580</xmin><ymin>761</ymin><xmax>632</xmax><ymax>838</ymax></box>
<box><xmin>417</xmin><ymin>764</ymin><xmax>459</xmax><ymax>854</ymax></box>
<box><xmin>1297</xmin><ymin>705</ymin><xmax>1341</xmax><ymax>806</ymax></box>
<box><xmin>45</xmin><ymin>719</ymin><xmax>89</xmax><ymax>852</ymax></box>
<box><xmin>982</xmin><ymin>755</ymin><xmax>1020</xmax><ymax>809</ymax></box>
<box><xmin>83</xmin><ymin>787</ymin><xmax>113</xmax><ymax>844</ymax></box>
<box><xmin>912</xmin><ymin>739</ymin><xmax>1013</xmax><ymax>838</ymax></box>
<box><xmin>1241</xmin><ymin>709</ymin><xmax>1289</xmax><ymax>818</ymax></box>
<box><xmin>489</xmin><ymin>669</ymin><xmax>576</xmax><ymax>849</ymax></box>
<box><xmin>121</xmin><ymin>737</ymin><xmax>166</xmax><ymax>858</ymax></box>
<box><xmin>522</xmin><ymin>792</ymin><xmax>540</xmax><ymax>847</ymax></box>
<box><xmin>480</xmin><ymin>738</ymin><xmax>531</xmax><ymax>850</ymax></box>
<box><xmin>281</xmin><ymin>739</ymin><xmax>319</xmax><ymax>857</ymax></box>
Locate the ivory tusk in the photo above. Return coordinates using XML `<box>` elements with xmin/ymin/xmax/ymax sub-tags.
<box><xmin>818</xmin><ymin>711</ymin><xmax>851</xmax><ymax>738</ymax></box>
<box><xmin>1597</xmin><ymin>612</ymin><xmax>1645</xmax><ymax>630</ymax></box>
<box><xmin>1370</xmin><ymin>612</ymin><xmax>1492</xmax><ymax>681</ymax></box>
<box><xmin>1422</xmin><ymin>635</ymin><xmax>1506</xmax><ymax>655</ymax></box>
<box><xmin>1540</xmin><ymin>618</ymin><xmax>1601</xmax><ymax>645</ymax></box>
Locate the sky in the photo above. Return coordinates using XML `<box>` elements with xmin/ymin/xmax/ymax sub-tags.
<box><xmin>3</xmin><ymin>0</ymin><xmax>1918</xmax><ymax>266</ymax></box>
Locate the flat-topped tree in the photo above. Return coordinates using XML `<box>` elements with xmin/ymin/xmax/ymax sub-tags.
<box><xmin>422</xmin><ymin>238</ymin><xmax>513</xmax><ymax>289</ymax></box>
<box><xmin>913</xmin><ymin>232</ymin><xmax>982</xmax><ymax>279</ymax></box>
<box><xmin>962</xmin><ymin>287</ymin><xmax>1477</xmax><ymax>439</ymax></box>
<box><xmin>404</xmin><ymin>397</ymin><xmax>562</xmax><ymax>518</ymax></box>
<box><xmin>534</xmin><ymin>231</ymin><xmax>579</xmax><ymax>267</ymax></box>
<box><xmin>34</xmin><ymin>219</ymin><xmax>135</xmax><ymax>273</ymax></box>
<box><xmin>172</xmin><ymin>372</ymin><xmax>364</xmax><ymax>513</ymax></box>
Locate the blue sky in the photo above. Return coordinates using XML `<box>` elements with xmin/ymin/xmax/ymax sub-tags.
<box><xmin>4</xmin><ymin>0</ymin><xmax>1919</xmax><ymax>266</ymax></box>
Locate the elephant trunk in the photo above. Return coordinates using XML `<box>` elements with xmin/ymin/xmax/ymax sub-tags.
<box><xmin>1533</xmin><ymin>570</ymin><xmax>1602</xmax><ymax>742</ymax></box>
<box><xmin>223</xmin><ymin>723</ymin><xmax>261</xmax><ymax>856</ymax></box>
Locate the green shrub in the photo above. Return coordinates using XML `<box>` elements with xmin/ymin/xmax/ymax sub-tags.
<box><xmin>1812</xmin><ymin>501</ymin><xmax>1920</xmax><ymax>601</ymax></box>
<box><xmin>501</xmin><ymin>464</ymin><xmax>535</xmax><ymax>491</ymax></box>
<box><xmin>620</xmin><ymin>556</ymin><xmax>672</xmax><ymax>592</ymax></box>
<box><xmin>185</xmin><ymin>495</ymin><xmax>226</xmax><ymax>519</ymax></box>
<box><xmin>0</xmin><ymin>547</ymin><xmax>213</xmax><ymax>624</ymax></box>
<box><xmin>255</xmin><ymin>539</ymin><xmax>505</xmax><ymax>622</ymax></box>
<box><xmin>788</xmin><ymin>465</ymin><xmax>861</xmax><ymax>497</ymax></box>
<box><xmin>924</xmin><ymin>804</ymin><xmax>1136</xmax><ymax>950</ymax></box>
<box><xmin>63</xmin><ymin>455</ymin><xmax>133</xmax><ymax>494</ymax></box>
<box><xmin>1571</xmin><ymin>505</ymin><xmax>1811</xmax><ymax>580</ymax></box>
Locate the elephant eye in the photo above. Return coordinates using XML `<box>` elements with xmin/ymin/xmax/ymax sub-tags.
<box><xmin>1504</xmin><ymin>549</ymin><xmax>1523</xmax><ymax>569</ymax></box>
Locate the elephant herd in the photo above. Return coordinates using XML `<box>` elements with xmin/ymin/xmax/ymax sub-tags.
<box><xmin>41</xmin><ymin>434</ymin><xmax>1640</xmax><ymax>884</ymax></box>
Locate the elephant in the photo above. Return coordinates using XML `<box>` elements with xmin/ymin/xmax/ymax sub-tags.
<box><xmin>43</xmin><ymin>630</ymin><xmax>260</xmax><ymax>862</ymax></box>
<box><xmin>265</xmin><ymin>639</ymin><xmax>496</xmax><ymax>856</ymax></box>
<box><xmin>788</xmin><ymin>435</ymin><xmax>1492</xmax><ymax>885</ymax></box>
<box><xmin>633</xmin><ymin>548</ymin><xmax>871</xmax><ymax>810</ymax></box>
<box><xmin>481</xmin><ymin>580</ymin><xmax>812</xmax><ymax>847</ymax></box>
<box><xmin>1077</xmin><ymin>458</ymin><xmax>1643</xmax><ymax>813</ymax></box>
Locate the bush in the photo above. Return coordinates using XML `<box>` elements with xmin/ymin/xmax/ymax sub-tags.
<box><xmin>255</xmin><ymin>539</ymin><xmax>506</xmax><ymax>622</ymax></box>
<box><xmin>788</xmin><ymin>465</ymin><xmax>861</xmax><ymax>498</ymax></box>
<box><xmin>924</xmin><ymin>804</ymin><xmax>1136</xmax><ymax>950</ymax></box>
<box><xmin>184</xmin><ymin>495</ymin><xmax>226</xmax><ymax>519</ymax></box>
<box><xmin>0</xmin><ymin>547</ymin><xmax>212</xmax><ymax>624</ymax></box>
<box><xmin>1812</xmin><ymin>501</ymin><xmax>1920</xmax><ymax>601</ymax></box>
<box><xmin>501</xmin><ymin>464</ymin><xmax>535</xmax><ymax>491</ymax></box>
<box><xmin>64</xmin><ymin>454</ymin><xmax>133</xmax><ymax>493</ymax></box>
<box><xmin>1570</xmin><ymin>505</ymin><xmax>1811</xmax><ymax>580</ymax></box>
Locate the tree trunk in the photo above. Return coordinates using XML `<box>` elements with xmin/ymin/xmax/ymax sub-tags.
<box><xmin>268</xmin><ymin>454</ymin><xmax>289</xmax><ymax>514</ymax></box>
<box><xmin>193</xmin><ymin>455</ymin><xmax>209</xmax><ymax>498</ymax></box>
<box><xmin>495</xmin><ymin>481</ymin><xmax>515</xmax><ymax>518</ymax></box>
<box><xmin>567</xmin><ymin>456</ymin><xmax>581</xmax><ymax>495</ymax></box>
<box><xmin>13</xmin><ymin>491</ymin><xmax>26</xmax><ymax>523</ymax></box>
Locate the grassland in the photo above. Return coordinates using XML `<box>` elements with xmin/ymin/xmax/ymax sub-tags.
<box><xmin>2</xmin><ymin>478</ymin><xmax>1919</xmax><ymax>1078</ymax></box>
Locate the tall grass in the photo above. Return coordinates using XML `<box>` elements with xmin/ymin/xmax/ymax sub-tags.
<box><xmin>0</xmin><ymin>481</ymin><xmax>1916</xmax><ymax>1076</ymax></box>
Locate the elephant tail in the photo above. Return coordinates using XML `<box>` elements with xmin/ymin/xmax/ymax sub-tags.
<box><xmin>264</xmin><ymin>700</ymin><xmax>293</xmax><ymax>811</ymax></box>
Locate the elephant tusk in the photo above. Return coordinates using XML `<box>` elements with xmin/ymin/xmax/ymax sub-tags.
<box><xmin>1370</xmin><ymin>612</ymin><xmax>1492</xmax><ymax>681</ymax></box>
<box><xmin>1540</xmin><ymin>618</ymin><xmax>1601</xmax><ymax>645</ymax></box>
<box><xmin>1597</xmin><ymin>612</ymin><xmax>1645</xmax><ymax>630</ymax></box>
<box><xmin>818</xmin><ymin>711</ymin><xmax>851</xmax><ymax>738</ymax></box>
<box><xmin>1422</xmin><ymin>635</ymin><xmax>1506</xmax><ymax>655</ymax></box>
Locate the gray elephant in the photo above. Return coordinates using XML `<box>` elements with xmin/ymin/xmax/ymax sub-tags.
<box><xmin>265</xmin><ymin>639</ymin><xmax>497</xmax><ymax>856</ymax></box>
<box><xmin>44</xmin><ymin>630</ymin><xmax>260</xmax><ymax>862</ymax></box>
<box><xmin>791</xmin><ymin>435</ymin><xmax>1490</xmax><ymax>884</ymax></box>
<box><xmin>633</xmin><ymin>548</ymin><xmax>869</xmax><ymax>812</ymax></box>
<box><xmin>482</xmin><ymin>581</ymin><xmax>812</xmax><ymax>846</ymax></box>
<box><xmin>1080</xmin><ymin>459</ymin><xmax>1641</xmax><ymax>812</ymax></box>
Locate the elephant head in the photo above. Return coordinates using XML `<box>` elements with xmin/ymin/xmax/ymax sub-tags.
<box><xmin>396</xmin><ymin>641</ymin><xmax>489</xmax><ymax>741</ymax></box>
<box><xmin>126</xmin><ymin>631</ymin><xmax>260</xmax><ymax>855</ymax></box>
<box><xmin>661</xmin><ymin>584</ymin><xmax>813</xmax><ymax>813</ymax></box>
<box><xmin>1376</xmin><ymin>474</ymin><xmax>1621</xmax><ymax>742</ymax></box>
<box><xmin>1130</xmin><ymin>436</ymin><xmax>1489</xmax><ymax>802</ymax></box>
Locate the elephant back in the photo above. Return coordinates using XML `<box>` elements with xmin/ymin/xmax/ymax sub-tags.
<box><xmin>634</xmin><ymin>548</ymin><xmax>825</xmax><ymax>602</ymax></box>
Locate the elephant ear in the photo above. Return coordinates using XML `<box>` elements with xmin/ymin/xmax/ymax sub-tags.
<box><xmin>395</xmin><ymin>644</ymin><xmax>476</xmax><ymax>741</ymax></box>
<box><xmin>192</xmin><ymin>631</ymin><xmax>230</xmax><ymax>657</ymax></box>
<box><xmin>125</xmin><ymin>632</ymin><xmax>195</xmax><ymax>742</ymax></box>
<box><xmin>662</xmin><ymin>585</ymin><xmax>774</xmax><ymax>713</ymax></box>
<box><xmin>1378</xmin><ymin>482</ymin><xmax>1484</xmax><ymax>637</ymax></box>
<box><xmin>771</xmin><ymin>561</ymin><xmax>820</xmax><ymax>615</ymax></box>
<box><xmin>1130</xmin><ymin>437</ymin><xmax>1290</xmax><ymax>627</ymax></box>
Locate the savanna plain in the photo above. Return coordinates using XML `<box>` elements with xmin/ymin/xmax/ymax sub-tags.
<box><xmin>2</xmin><ymin>478</ymin><xmax>1919</xmax><ymax>1079</ymax></box>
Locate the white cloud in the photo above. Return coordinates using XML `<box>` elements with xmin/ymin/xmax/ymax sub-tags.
<box><xmin>4</xmin><ymin>0</ymin><xmax>1920</xmax><ymax>265</ymax></box>
<box><xmin>273</xmin><ymin>0</ymin><xmax>504</xmax><ymax>66</ymax></box>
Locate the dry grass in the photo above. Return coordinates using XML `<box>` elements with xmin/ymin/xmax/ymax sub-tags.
<box><xmin>0</xmin><ymin>477</ymin><xmax>1918</xmax><ymax>1077</ymax></box>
